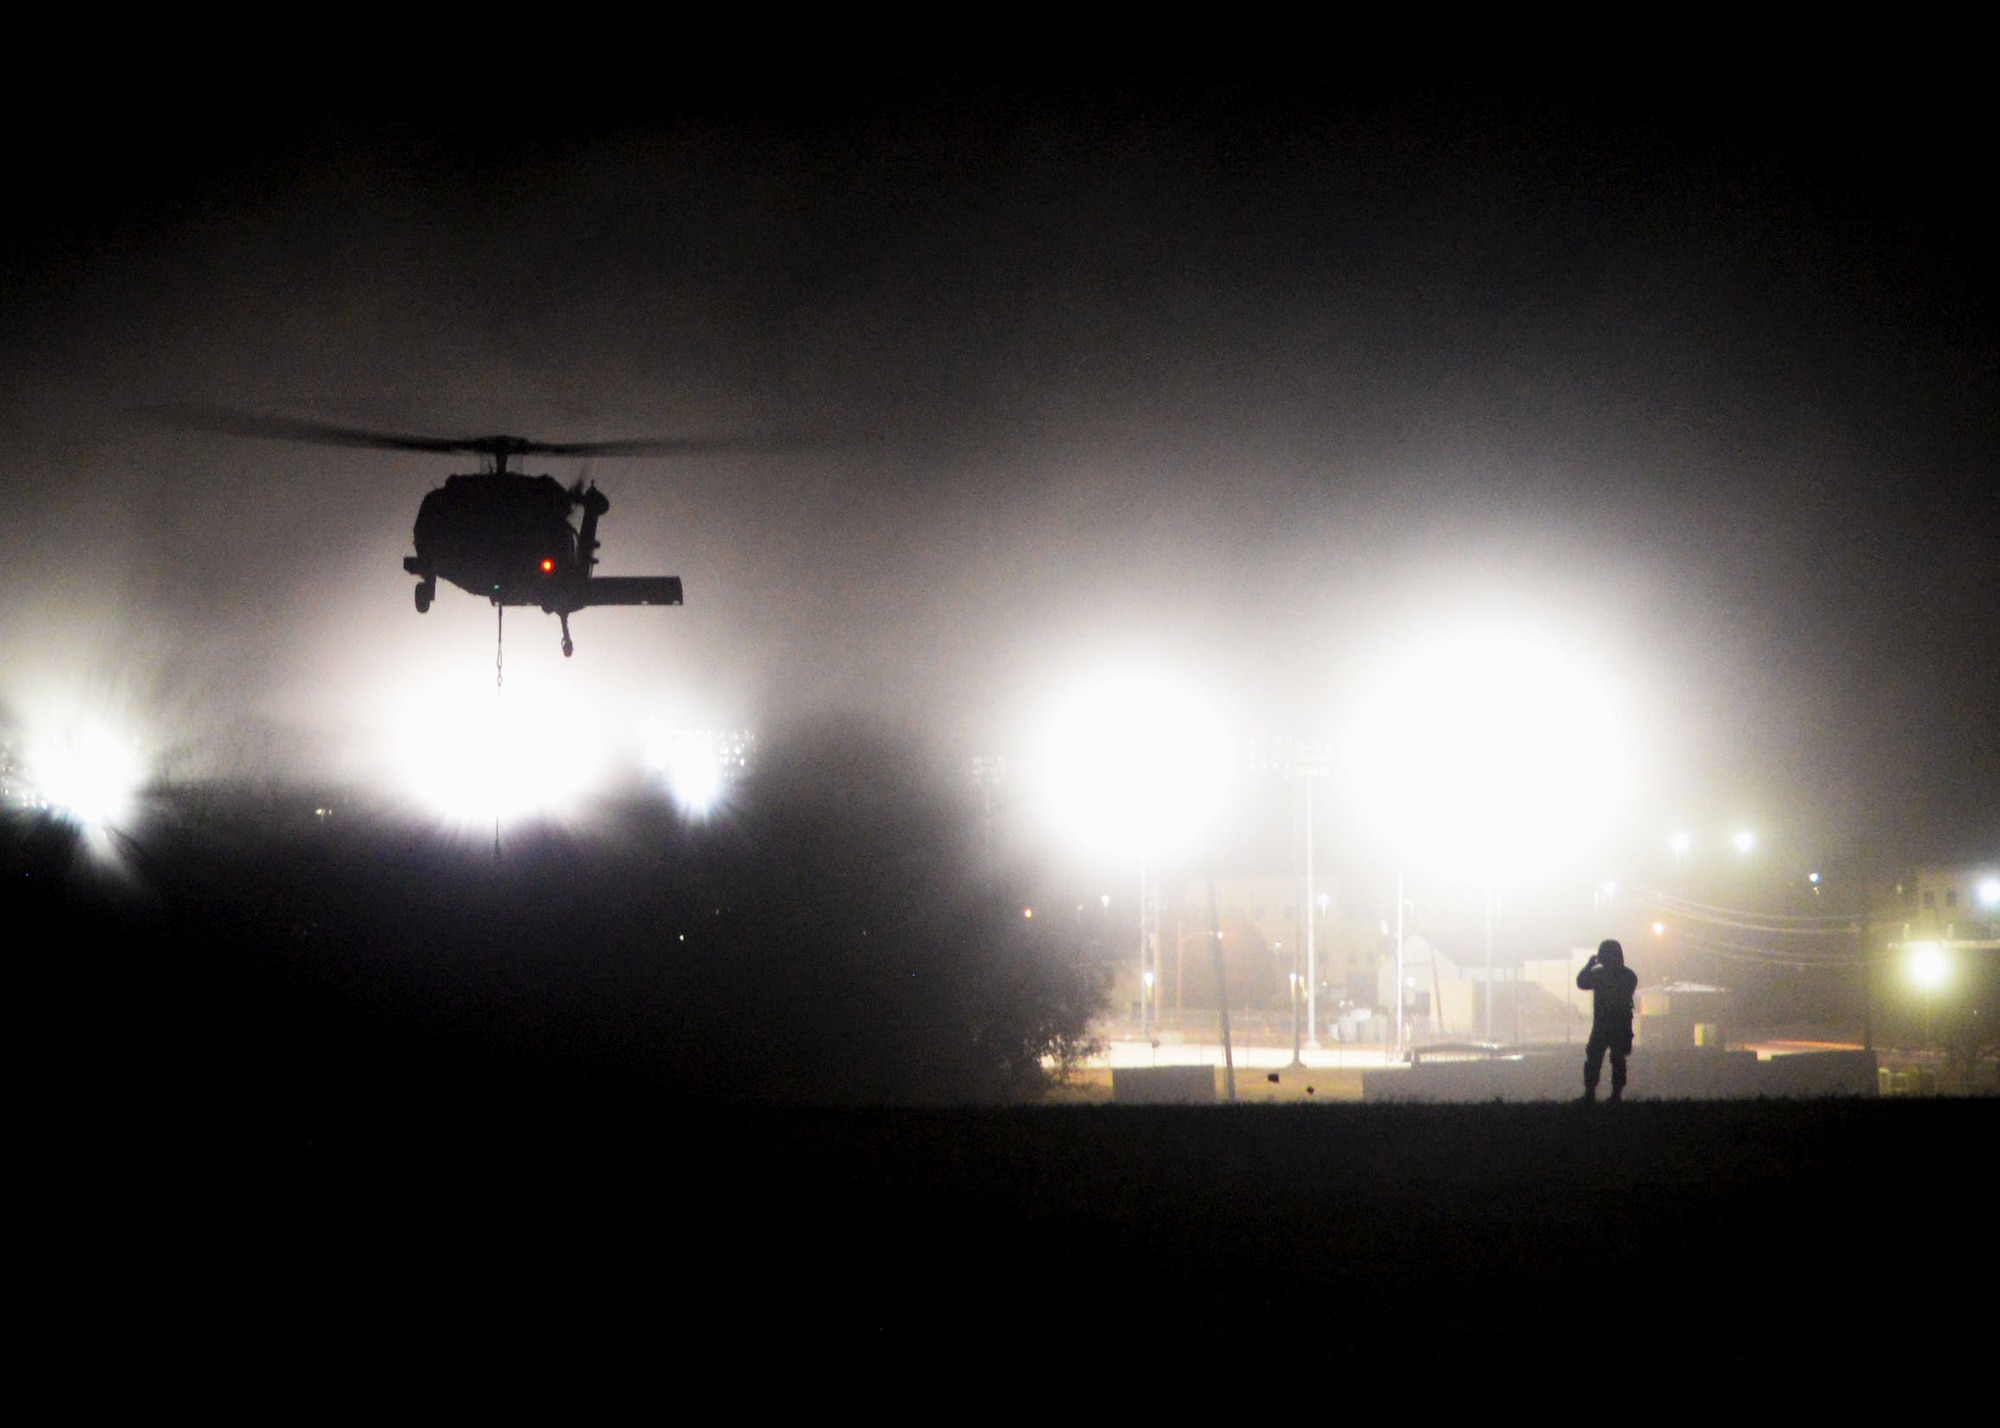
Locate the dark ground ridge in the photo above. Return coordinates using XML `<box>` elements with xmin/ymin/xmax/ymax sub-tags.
<box><xmin>37</xmin><ymin>1098</ymin><xmax>1992</xmax><ymax>1379</ymax></box>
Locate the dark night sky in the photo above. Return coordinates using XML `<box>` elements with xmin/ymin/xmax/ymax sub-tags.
<box><xmin>1</xmin><ymin>68</ymin><xmax>1992</xmax><ymax>868</ymax></box>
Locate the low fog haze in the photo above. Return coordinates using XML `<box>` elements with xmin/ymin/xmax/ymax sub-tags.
<box><xmin>2</xmin><ymin>78</ymin><xmax>1992</xmax><ymax>869</ymax></box>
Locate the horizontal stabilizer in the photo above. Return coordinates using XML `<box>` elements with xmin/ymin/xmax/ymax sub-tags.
<box><xmin>575</xmin><ymin>576</ymin><xmax>683</xmax><ymax>607</ymax></box>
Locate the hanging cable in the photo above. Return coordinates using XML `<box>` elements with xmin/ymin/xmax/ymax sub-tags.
<box><xmin>1640</xmin><ymin>887</ymin><xmax>1861</xmax><ymax>929</ymax></box>
<box><xmin>493</xmin><ymin>602</ymin><xmax>504</xmax><ymax>860</ymax></box>
<box><xmin>1669</xmin><ymin>926</ymin><xmax>1879</xmax><ymax>968</ymax></box>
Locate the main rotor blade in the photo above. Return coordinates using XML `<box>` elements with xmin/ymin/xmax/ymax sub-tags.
<box><xmin>131</xmin><ymin>404</ymin><xmax>473</xmax><ymax>454</ymax></box>
<box><xmin>527</xmin><ymin>435</ymin><xmax>799</xmax><ymax>457</ymax></box>
<box><xmin>133</xmin><ymin>404</ymin><xmax>804</xmax><ymax>460</ymax></box>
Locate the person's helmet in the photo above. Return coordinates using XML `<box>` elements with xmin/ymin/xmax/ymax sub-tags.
<box><xmin>1598</xmin><ymin>939</ymin><xmax>1625</xmax><ymax>966</ymax></box>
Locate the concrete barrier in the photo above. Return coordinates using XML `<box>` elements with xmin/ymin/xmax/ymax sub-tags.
<box><xmin>1363</xmin><ymin>1047</ymin><xmax>1880</xmax><ymax>1102</ymax></box>
<box><xmin>1113</xmin><ymin>1065</ymin><xmax>1219</xmax><ymax>1104</ymax></box>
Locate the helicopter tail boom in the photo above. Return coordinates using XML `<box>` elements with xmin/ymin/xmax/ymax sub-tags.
<box><xmin>561</xmin><ymin>576</ymin><xmax>684</xmax><ymax>608</ymax></box>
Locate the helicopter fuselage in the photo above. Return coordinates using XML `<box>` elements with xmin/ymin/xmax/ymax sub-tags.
<box><xmin>402</xmin><ymin>471</ymin><xmax>681</xmax><ymax>653</ymax></box>
<box><xmin>409</xmin><ymin>472</ymin><xmax>582</xmax><ymax>606</ymax></box>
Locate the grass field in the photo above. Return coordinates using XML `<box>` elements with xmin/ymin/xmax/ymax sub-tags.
<box><xmin>42</xmin><ymin>1095</ymin><xmax>1991</xmax><ymax>1386</ymax></box>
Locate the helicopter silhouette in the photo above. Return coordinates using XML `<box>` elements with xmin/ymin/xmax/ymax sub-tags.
<box><xmin>140</xmin><ymin>406</ymin><xmax>774</xmax><ymax>657</ymax></box>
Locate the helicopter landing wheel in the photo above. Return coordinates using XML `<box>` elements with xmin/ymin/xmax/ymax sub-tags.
<box><xmin>414</xmin><ymin>580</ymin><xmax>435</xmax><ymax>614</ymax></box>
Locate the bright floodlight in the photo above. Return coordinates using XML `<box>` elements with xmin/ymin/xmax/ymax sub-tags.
<box><xmin>400</xmin><ymin>677</ymin><xmax>603</xmax><ymax>826</ymax></box>
<box><xmin>1906</xmin><ymin>943</ymin><xmax>1949</xmax><ymax>992</ymax></box>
<box><xmin>28</xmin><ymin>721</ymin><xmax>147</xmax><ymax>831</ymax></box>
<box><xmin>1978</xmin><ymin>877</ymin><xmax>2000</xmax><ymax>909</ymax></box>
<box><xmin>648</xmin><ymin>727</ymin><xmax>746</xmax><ymax>817</ymax></box>
<box><xmin>1669</xmin><ymin>831</ymin><xmax>1692</xmax><ymax>856</ymax></box>
<box><xmin>1038</xmin><ymin>674</ymin><xmax>1231</xmax><ymax>859</ymax></box>
<box><xmin>1732</xmin><ymin>829</ymin><xmax>1756</xmax><ymax>854</ymax></box>
<box><xmin>1346</xmin><ymin>628</ymin><xmax>1624</xmax><ymax>880</ymax></box>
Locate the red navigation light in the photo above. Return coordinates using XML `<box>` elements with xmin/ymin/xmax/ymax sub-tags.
<box><xmin>540</xmin><ymin>558</ymin><xmax>554</xmax><ymax>573</ymax></box>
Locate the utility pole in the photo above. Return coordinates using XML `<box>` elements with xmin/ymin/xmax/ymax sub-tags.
<box><xmin>1208</xmin><ymin>875</ymin><xmax>1237</xmax><ymax>1102</ymax></box>
<box><xmin>1144</xmin><ymin>856</ymin><xmax>1160</xmax><ymax>1032</ymax></box>
<box><xmin>1484</xmin><ymin>882</ymin><xmax>1495</xmax><ymax>1044</ymax></box>
<box><xmin>1250</xmin><ymin>735</ymin><xmax>1331</xmax><ymax>1062</ymax></box>
<box><xmin>1396</xmin><ymin>867</ymin><xmax>1406</xmax><ymax>1059</ymax></box>
<box><xmin>1305</xmin><ymin>776</ymin><xmax>1319</xmax><ymax>1050</ymax></box>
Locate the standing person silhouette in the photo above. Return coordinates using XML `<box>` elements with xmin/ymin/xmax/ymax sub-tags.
<box><xmin>1577</xmin><ymin>939</ymin><xmax>1638</xmax><ymax>1102</ymax></box>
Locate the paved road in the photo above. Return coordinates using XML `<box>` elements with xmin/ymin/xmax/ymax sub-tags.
<box><xmin>1091</xmin><ymin>1037</ymin><xmax>1404</xmax><ymax>1071</ymax></box>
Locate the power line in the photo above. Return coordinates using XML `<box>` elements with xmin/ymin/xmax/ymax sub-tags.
<box><xmin>1668</xmin><ymin>927</ymin><xmax>1877</xmax><ymax>969</ymax></box>
<box><xmin>1639</xmin><ymin>887</ymin><xmax>1862</xmax><ymax>934</ymax></box>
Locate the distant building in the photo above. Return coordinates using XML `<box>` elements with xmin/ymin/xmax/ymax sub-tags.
<box><xmin>1167</xmin><ymin>875</ymin><xmax>1386</xmax><ymax>1020</ymax></box>
<box><xmin>1637</xmin><ymin>983</ymin><xmax>1733</xmax><ymax>1050</ymax></box>
<box><xmin>1877</xmin><ymin>863</ymin><xmax>2000</xmax><ymax>942</ymax></box>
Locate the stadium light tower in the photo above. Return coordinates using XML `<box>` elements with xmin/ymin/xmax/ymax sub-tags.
<box><xmin>28</xmin><ymin>722</ymin><xmax>147</xmax><ymax>833</ymax></box>
<box><xmin>21</xmin><ymin>713</ymin><xmax>149</xmax><ymax>859</ymax></box>
<box><xmin>1250</xmin><ymin>735</ymin><xmax>1334</xmax><ymax>1063</ymax></box>
<box><xmin>1347</xmin><ymin>623</ymin><xmax>1629</xmax><ymax>1053</ymax></box>
<box><xmin>649</xmin><ymin>726</ymin><xmax>755</xmax><ymax>818</ymax></box>
<box><xmin>1037</xmin><ymin>674</ymin><xmax>1232</xmax><ymax>1036</ymax></box>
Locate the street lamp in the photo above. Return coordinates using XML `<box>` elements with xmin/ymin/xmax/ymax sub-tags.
<box><xmin>1907</xmin><ymin>941</ymin><xmax>1949</xmax><ymax>1051</ymax></box>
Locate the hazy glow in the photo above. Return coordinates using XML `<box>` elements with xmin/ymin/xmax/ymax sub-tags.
<box><xmin>1906</xmin><ymin>943</ymin><xmax>1949</xmax><ymax>992</ymax></box>
<box><xmin>647</xmin><ymin>726</ymin><xmax>740</xmax><ymax>817</ymax></box>
<box><xmin>1732</xmin><ymin>829</ymin><xmax>1755</xmax><ymax>854</ymax></box>
<box><xmin>1669</xmin><ymin>831</ymin><xmax>1692</xmax><ymax>855</ymax></box>
<box><xmin>25</xmin><ymin>718</ymin><xmax>147</xmax><ymax>831</ymax></box>
<box><xmin>1037</xmin><ymin>674</ymin><xmax>1231</xmax><ymax>859</ymax></box>
<box><xmin>1978</xmin><ymin>878</ymin><xmax>2000</xmax><ymax>909</ymax></box>
<box><xmin>399</xmin><ymin>676</ymin><xmax>605</xmax><ymax>826</ymax></box>
<box><xmin>1346</xmin><ymin>627</ymin><xmax>1626</xmax><ymax>880</ymax></box>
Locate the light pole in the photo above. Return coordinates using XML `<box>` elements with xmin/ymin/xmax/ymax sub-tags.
<box><xmin>1346</xmin><ymin>624</ymin><xmax>1629</xmax><ymax>1061</ymax></box>
<box><xmin>1252</xmin><ymin>735</ymin><xmax>1331</xmax><ymax>1062</ymax></box>
<box><xmin>1139</xmin><ymin>863</ymin><xmax>1155</xmax><ymax>1037</ymax></box>
<box><xmin>1908</xmin><ymin>942</ymin><xmax>1948</xmax><ymax>1052</ymax></box>
<box><xmin>1316</xmin><ymin>890</ymin><xmax>1331</xmax><ymax>1036</ymax></box>
<box><xmin>969</xmin><ymin>755</ymin><xmax>1007</xmax><ymax>867</ymax></box>
<box><xmin>1484</xmin><ymin>880</ymin><xmax>1495</xmax><ymax>1045</ymax></box>
<box><xmin>1304</xmin><ymin>774</ymin><xmax>1322</xmax><ymax>1049</ymax></box>
<box><xmin>1036</xmin><ymin>672</ymin><xmax>1232</xmax><ymax>1043</ymax></box>
<box><xmin>1396</xmin><ymin>867</ymin><xmax>1406</xmax><ymax>1058</ymax></box>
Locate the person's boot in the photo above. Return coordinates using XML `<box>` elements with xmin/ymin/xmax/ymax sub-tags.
<box><xmin>1608</xmin><ymin>1085</ymin><xmax>1624</xmax><ymax>1104</ymax></box>
<box><xmin>1580</xmin><ymin>1085</ymin><xmax>1598</xmax><ymax>1104</ymax></box>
